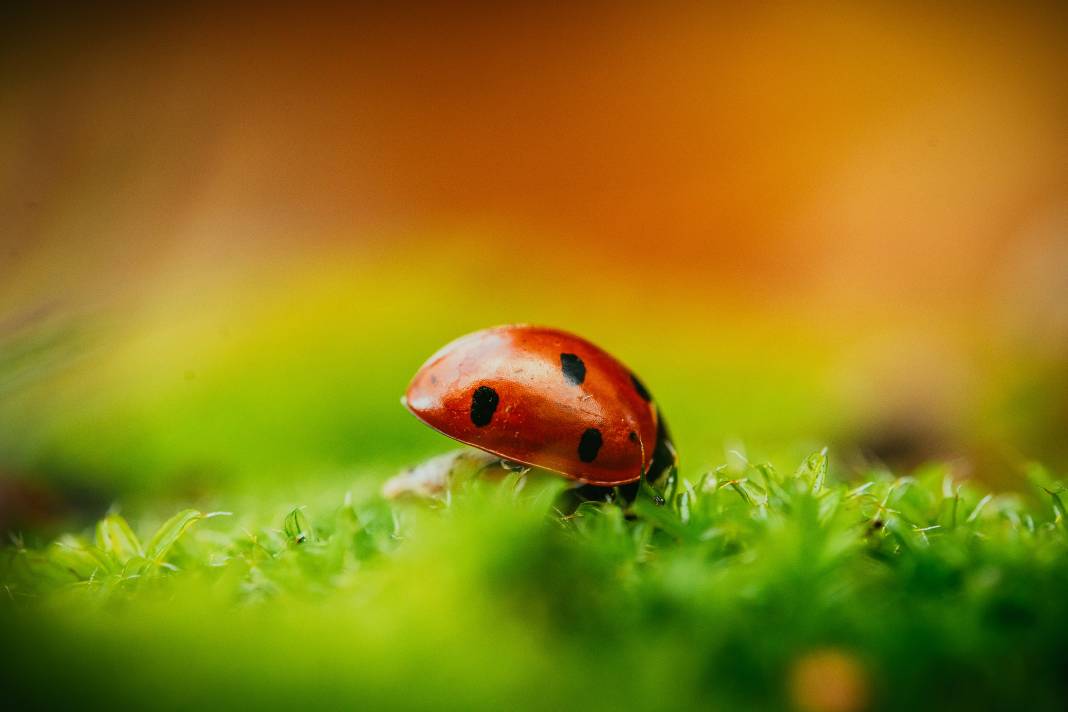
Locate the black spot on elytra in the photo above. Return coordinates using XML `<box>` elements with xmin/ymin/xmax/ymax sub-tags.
<box><xmin>630</xmin><ymin>373</ymin><xmax>652</xmax><ymax>401</ymax></box>
<box><xmin>470</xmin><ymin>386</ymin><xmax>499</xmax><ymax>427</ymax></box>
<box><xmin>628</xmin><ymin>431</ymin><xmax>639</xmax><ymax>443</ymax></box>
<box><xmin>578</xmin><ymin>428</ymin><xmax>603</xmax><ymax>463</ymax></box>
<box><xmin>560</xmin><ymin>353</ymin><xmax>586</xmax><ymax>385</ymax></box>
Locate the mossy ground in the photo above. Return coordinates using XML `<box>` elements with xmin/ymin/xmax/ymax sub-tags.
<box><xmin>3</xmin><ymin>451</ymin><xmax>1067</xmax><ymax>711</ymax></box>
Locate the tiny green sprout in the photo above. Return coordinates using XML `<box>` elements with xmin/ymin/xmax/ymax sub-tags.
<box><xmin>1044</xmin><ymin>487</ymin><xmax>1067</xmax><ymax>530</ymax></box>
<box><xmin>283</xmin><ymin>507</ymin><xmax>312</xmax><ymax>545</ymax></box>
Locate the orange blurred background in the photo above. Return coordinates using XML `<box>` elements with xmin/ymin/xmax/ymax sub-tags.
<box><xmin>2</xmin><ymin>2</ymin><xmax>1066</xmax><ymax>505</ymax></box>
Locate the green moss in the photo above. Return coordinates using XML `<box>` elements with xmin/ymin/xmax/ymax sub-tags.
<box><xmin>3</xmin><ymin>454</ymin><xmax>1067</xmax><ymax>711</ymax></box>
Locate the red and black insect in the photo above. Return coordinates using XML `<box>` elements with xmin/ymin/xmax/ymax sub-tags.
<box><xmin>403</xmin><ymin>325</ymin><xmax>677</xmax><ymax>498</ymax></box>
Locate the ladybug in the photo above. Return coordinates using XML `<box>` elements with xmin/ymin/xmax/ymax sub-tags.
<box><xmin>400</xmin><ymin>325</ymin><xmax>677</xmax><ymax>501</ymax></box>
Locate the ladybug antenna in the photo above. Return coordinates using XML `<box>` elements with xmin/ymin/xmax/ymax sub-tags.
<box><xmin>635</xmin><ymin>431</ymin><xmax>664</xmax><ymax>506</ymax></box>
<box><xmin>636</xmin><ymin>430</ymin><xmax>648</xmax><ymax>476</ymax></box>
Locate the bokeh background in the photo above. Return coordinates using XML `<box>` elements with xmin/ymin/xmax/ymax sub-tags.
<box><xmin>2</xmin><ymin>2</ymin><xmax>1067</xmax><ymax>528</ymax></box>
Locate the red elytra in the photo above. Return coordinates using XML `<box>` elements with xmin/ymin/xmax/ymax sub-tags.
<box><xmin>403</xmin><ymin>325</ymin><xmax>675</xmax><ymax>487</ymax></box>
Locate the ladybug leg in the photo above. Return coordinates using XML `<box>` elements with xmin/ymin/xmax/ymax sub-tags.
<box><xmin>644</xmin><ymin>413</ymin><xmax>679</xmax><ymax>500</ymax></box>
<box><xmin>553</xmin><ymin>482</ymin><xmax>620</xmax><ymax>514</ymax></box>
<box><xmin>638</xmin><ymin>478</ymin><xmax>666</xmax><ymax>506</ymax></box>
<box><xmin>611</xmin><ymin>414</ymin><xmax>677</xmax><ymax>507</ymax></box>
<box><xmin>499</xmin><ymin>459</ymin><xmax>531</xmax><ymax>475</ymax></box>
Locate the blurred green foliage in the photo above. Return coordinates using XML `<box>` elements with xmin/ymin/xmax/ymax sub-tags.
<box><xmin>0</xmin><ymin>260</ymin><xmax>845</xmax><ymax>498</ymax></box>
<box><xmin>3</xmin><ymin>454</ymin><xmax>1068</xmax><ymax>711</ymax></box>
